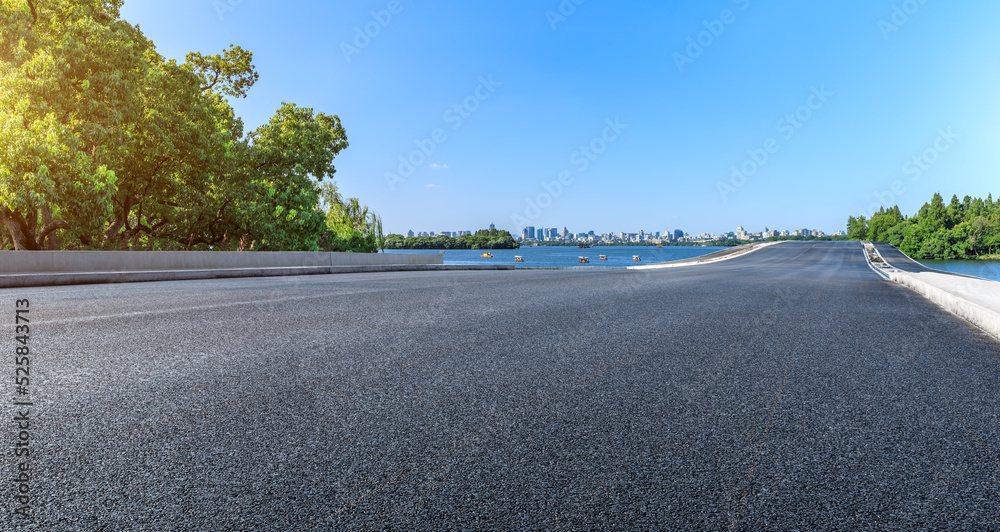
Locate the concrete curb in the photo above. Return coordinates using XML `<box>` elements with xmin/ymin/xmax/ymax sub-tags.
<box><xmin>862</xmin><ymin>242</ymin><xmax>892</xmax><ymax>279</ymax></box>
<box><xmin>0</xmin><ymin>264</ymin><xmax>515</xmax><ymax>289</ymax></box>
<box><xmin>626</xmin><ymin>241</ymin><xmax>782</xmax><ymax>270</ymax></box>
<box><xmin>888</xmin><ymin>270</ymin><xmax>1000</xmax><ymax>342</ymax></box>
<box><xmin>869</xmin><ymin>243</ymin><xmax>1000</xmax><ymax>343</ymax></box>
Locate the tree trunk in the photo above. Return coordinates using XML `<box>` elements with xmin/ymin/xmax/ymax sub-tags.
<box><xmin>104</xmin><ymin>217</ymin><xmax>127</xmax><ymax>246</ymax></box>
<box><xmin>36</xmin><ymin>219</ymin><xmax>70</xmax><ymax>250</ymax></box>
<box><xmin>40</xmin><ymin>207</ymin><xmax>60</xmax><ymax>249</ymax></box>
<box><xmin>0</xmin><ymin>209</ymin><xmax>38</xmax><ymax>250</ymax></box>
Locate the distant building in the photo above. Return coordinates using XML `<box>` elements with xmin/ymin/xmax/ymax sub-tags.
<box><xmin>489</xmin><ymin>223</ymin><xmax>495</xmax><ymax>231</ymax></box>
<box><xmin>406</xmin><ymin>230</ymin><xmax>414</xmax><ymax>238</ymax></box>
<box><xmin>673</xmin><ymin>229</ymin><xmax>684</xmax><ymax>241</ymax></box>
<box><xmin>525</xmin><ymin>226</ymin><xmax>536</xmax><ymax>240</ymax></box>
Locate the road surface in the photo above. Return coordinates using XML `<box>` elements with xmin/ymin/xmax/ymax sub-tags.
<box><xmin>5</xmin><ymin>241</ymin><xmax>1000</xmax><ymax>529</ymax></box>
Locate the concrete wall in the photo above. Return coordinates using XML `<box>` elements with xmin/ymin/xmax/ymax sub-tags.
<box><xmin>0</xmin><ymin>250</ymin><xmax>442</xmax><ymax>273</ymax></box>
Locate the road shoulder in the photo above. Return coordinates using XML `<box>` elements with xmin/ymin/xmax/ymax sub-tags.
<box><xmin>869</xmin><ymin>242</ymin><xmax>1000</xmax><ymax>343</ymax></box>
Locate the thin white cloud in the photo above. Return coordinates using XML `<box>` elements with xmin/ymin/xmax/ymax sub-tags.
<box><xmin>426</xmin><ymin>183</ymin><xmax>441</xmax><ymax>188</ymax></box>
<box><xmin>428</xmin><ymin>163</ymin><xmax>450</xmax><ymax>169</ymax></box>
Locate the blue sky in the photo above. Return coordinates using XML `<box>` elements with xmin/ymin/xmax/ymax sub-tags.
<box><xmin>120</xmin><ymin>1</ymin><xmax>1000</xmax><ymax>236</ymax></box>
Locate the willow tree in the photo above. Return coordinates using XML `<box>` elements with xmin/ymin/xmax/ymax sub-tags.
<box><xmin>318</xmin><ymin>181</ymin><xmax>384</xmax><ymax>253</ymax></box>
<box><xmin>0</xmin><ymin>0</ymin><xmax>146</xmax><ymax>249</ymax></box>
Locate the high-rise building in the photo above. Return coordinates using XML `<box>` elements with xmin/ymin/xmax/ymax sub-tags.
<box><xmin>525</xmin><ymin>226</ymin><xmax>536</xmax><ymax>240</ymax></box>
<box><xmin>406</xmin><ymin>230</ymin><xmax>414</xmax><ymax>238</ymax></box>
<box><xmin>673</xmin><ymin>229</ymin><xmax>684</xmax><ymax>241</ymax></box>
<box><xmin>489</xmin><ymin>223</ymin><xmax>495</xmax><ymax>231</ymax></box>
<box><xmin>562</xmin><ymin>227</ymin><xmax>569</xmax><ymax>238</ymax></box>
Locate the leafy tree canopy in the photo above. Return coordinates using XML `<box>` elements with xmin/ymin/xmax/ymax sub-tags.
<box><xmin>847</xmin><ymin>192</ymin><xmax>1000</xmax><ymax>260</ymax></box>
<box><xmin>0</xmin><ymin>1</ymin><xmax>379</xmax><ymax>252</ymax></box>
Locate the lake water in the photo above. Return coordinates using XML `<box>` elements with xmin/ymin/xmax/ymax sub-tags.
<box><xmin>917</xmin><ymin>259</ymin><xmax>1000</xmax><ymax>282</ymax></box>
<box><xmin>384</xmin><ymin>246</ymin><xmax>1000</xmax><ymax>281</ymax></box>
<box><xmin>384</xmin><ymin>246</ymin><xmax>729</xmax><ymax>269</ymax></box>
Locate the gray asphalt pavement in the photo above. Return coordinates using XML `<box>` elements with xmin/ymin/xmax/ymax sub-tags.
<box><xmin>5</xmin><ymin>241</ymin><xmax>1000</xmax><ymax>529</ymax></box>
<box><xmin>872</xmin><ymin>242</ymin><xmax>957</xmax><ymax>274</ymax></box>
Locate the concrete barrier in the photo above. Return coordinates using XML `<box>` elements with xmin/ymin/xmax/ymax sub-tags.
<box><xmin>0</xmin><ymin>250</ymin><xmax>466</xmax><ymax>288</ymax></box>
<box><xmin>0</xmin><ymin>250</ymin><xmax>442</xmax><ymax>273</ymax></box>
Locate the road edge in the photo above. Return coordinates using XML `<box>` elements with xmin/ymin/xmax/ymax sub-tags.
<box><xmin>869</xmin><ymin>242</ymin><xmax>1000</xmax><ymax>343</ymax></box>
<box><xmin>626</xmin><ymin>241</ymin><xmax>782</xmax><ymax>270</ymax></box>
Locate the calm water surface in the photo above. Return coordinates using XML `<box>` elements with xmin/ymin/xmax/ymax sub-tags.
<box><xmin>918</xmin><ymin>259</ymin><xmax>1000</xmax><ymax>282</ymax></box>
<box><xmin>385</xmin><ymin>246</ymin><xmax>1000</xmax><ymax>281</ymax></box>
<box><xmin>384</xmin><ymin>246</ymin><xmax>729</xmax><ymax>269</ymax></box>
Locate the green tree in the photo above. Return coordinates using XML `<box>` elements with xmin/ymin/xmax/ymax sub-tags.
<box><xmin>0</xmin><ymin>0</ymin><xmax>147</xmax><ymax>249</ymax></box>
<box><xmin>318</xmin><ymin>181</ymin><xmax>384</xmax><ymax>253</ymax></box>
<box><xmin>866</xmin><ymin>207</ymin><xmax>902</xmax><ymax>242</ymax></box>
<box><xmin>99</xmin><ymin>45</ymin><xmax>256</xmax><ymax>250</ymax></box>
<box><xmin>230</xmin><ymin>103</ymin><xmax>347</xmax><ymax>251</ymax></box>
<box><xmin>883</xmin><ymin>219</ymin><xmax>912</xmax><ymax>248</ymax></box>
<box><xmin>846</xmin><ymin>215</ymin><xmax>868</xmax><ymax>240</ymax></box>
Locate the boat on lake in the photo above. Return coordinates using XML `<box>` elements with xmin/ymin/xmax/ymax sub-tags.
<box><xmin>579</xmin><ymin>256</ymin><xmax>590</xmax><ymax>263</ymax></box>
<box><xmin>632</xmin><ymin>255</ymin><xmax>641</xmax><ymax>261</ymax></box>
<box><xmin>599</xmin><ymin>255</ymin><xmax>607</xmax><ymax>260</ymax></box>
<box><xmin>481</xmin><ymin>252</ymin><xmax>494</xmax><ymax>258</ymax></box>
<box><xmin>514</xmin><ymin>256</ymin><xmax>523</xmax><ymax>262</ymax></box>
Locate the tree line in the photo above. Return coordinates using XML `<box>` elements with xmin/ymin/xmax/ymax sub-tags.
<box><xmin>383</xmin><ymin>229</ymin><xmax>519</xmax><ymax>250</ymax></box>
<box><xmin>0</xmin><ymin>0</ymin><xmax>382</xmax><ymax>252</ymax></box>
<box><xmin>847</xmin><ymin>193</ymin><xmax>1000</xmax><ymax>259</ymax></box>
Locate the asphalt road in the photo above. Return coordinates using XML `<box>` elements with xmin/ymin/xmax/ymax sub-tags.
<box><xmin>871</xmin><ymin>242</ymin><xmax>942</xmax><ymax>273</ymax></box>
<box><xmin>5</xmin><ymin>241</ymin><xmax>1000</xmax><ymax>530</ymax></box>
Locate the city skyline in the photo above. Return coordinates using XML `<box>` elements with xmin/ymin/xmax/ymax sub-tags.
<box><xmin>396</xmin><ymin>223</ymin><xmax>843</xmax><ymax>242</ymax></box>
